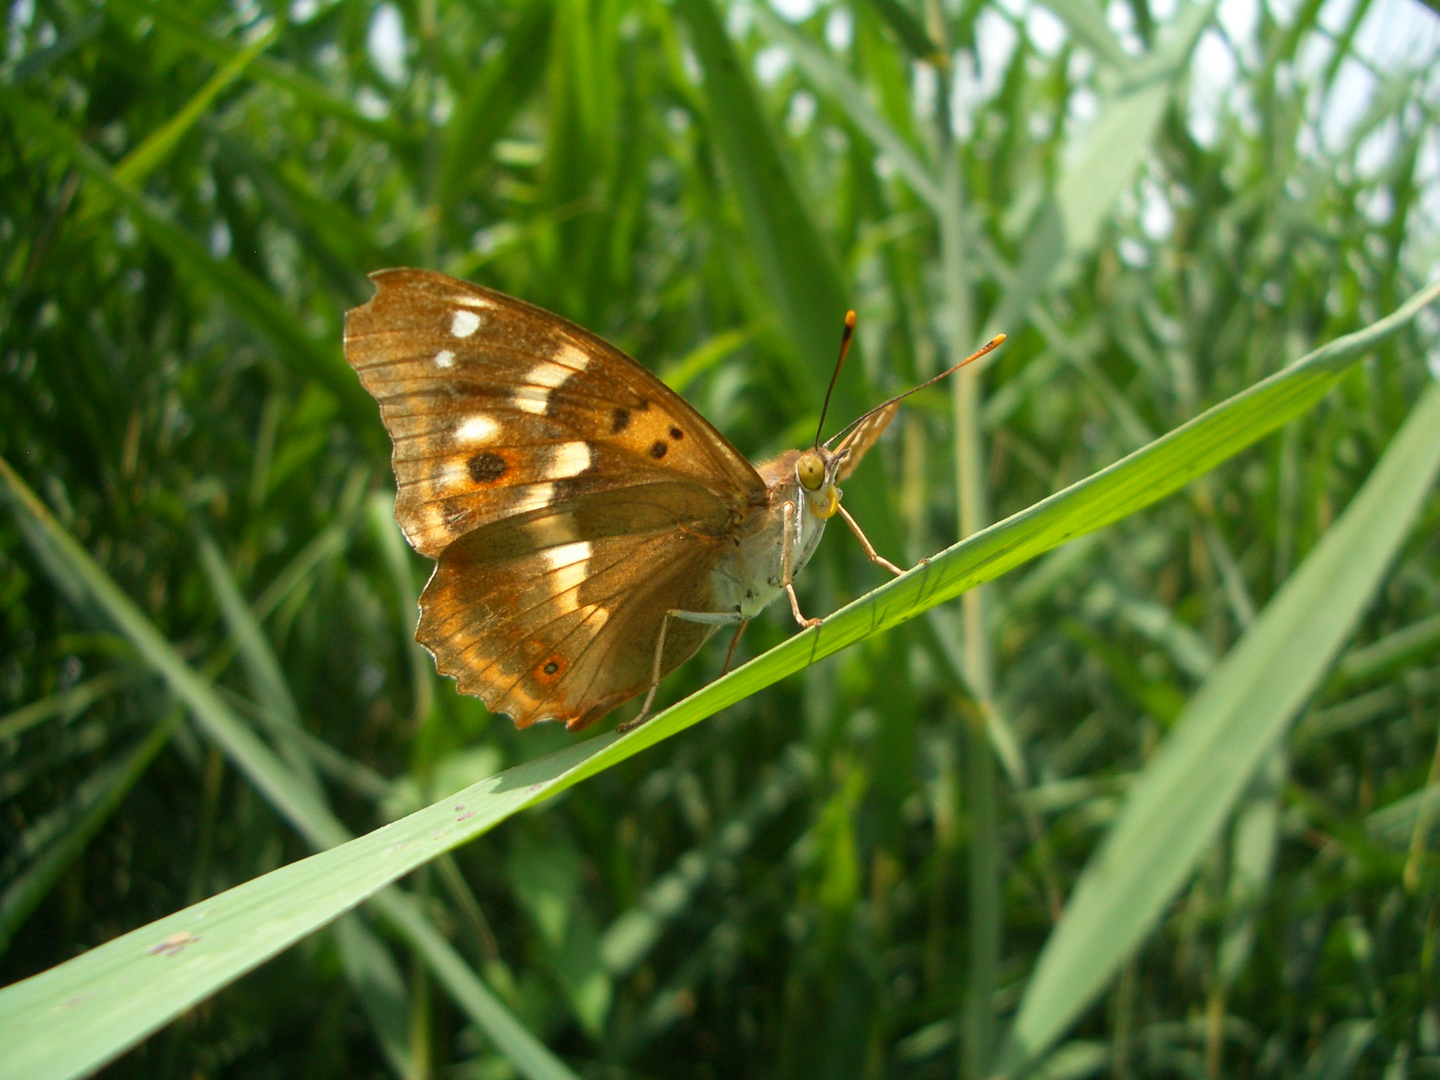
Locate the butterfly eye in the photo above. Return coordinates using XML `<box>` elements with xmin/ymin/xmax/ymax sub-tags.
<box><xmin>796</xmin><ymin>451</ymin><xmax>826</xmax><ymax>491</ymax></box>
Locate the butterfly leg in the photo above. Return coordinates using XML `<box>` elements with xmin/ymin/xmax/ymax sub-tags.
<box><xmin>835</xmin><ymin>503</ymin><xmax>904</xmax><ymax>576</ymax></box>
<box><xmin>721</xmin><ymin>619</ymin><xmax>750</xmax><ymax>674</ymax></box>
<box><xmin>619</xmin><ymin>608</ymin><xmax>746</xmax><ymax>734</ymax></box>
<box><xmin>782</xmin><ymin>500</ymin><xmax>821</xmax><ymax>630</ymax></box>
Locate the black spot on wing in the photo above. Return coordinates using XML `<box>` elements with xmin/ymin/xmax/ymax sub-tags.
<box><xmin>611</xmin><ymin>407</ymin><xmax>630</xmax><ymax>433</ymax></box>
<box><xmin>648</xmin><ymin>440</ymin><xmax>668</xmax><ymax>460</ymax></box>
<box><xmin>468</xmin><ymin>452</ymin><xmax>507</xmax><ymax>483</ymax></box>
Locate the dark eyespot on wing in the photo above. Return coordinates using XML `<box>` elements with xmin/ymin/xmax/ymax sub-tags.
<box><xmin>669</xmin><ymin>426</ymin><xmax>684</xmax><ymax>440</ymax></box>
<box><xmin>468</xmin><ymin>452</ymin><xmax>507</xmax><ymax>483</ymax></box>
<box><xmin>649</xmin><ymin>440</ymin><xmax>668</xmax><ymax>460</ymax></box>
<box><xmin>611</xmin><ymin>407</ymin><xmax>631</xmax><ymax>433</ymax></box>
<box><xmin>543</xmin><ymin>661</ymin><xmax>559</xmax><ymax>675</ymax></box>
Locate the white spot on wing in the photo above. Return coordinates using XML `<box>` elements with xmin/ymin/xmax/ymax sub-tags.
<box><xmin>552</xmin><ymin>343</ymin><xmax>592</xmax><ymax>372</ymax></box>
<box><xmin>542</xmin><ymin>540</ymin><xmax>591</xmax><ymax>572</ymax></box>
<box><xmin>450</xmin><ymin>310</ymin><xmax>481</xmax><ymax>338</ymax></box>
<box><xmin>511</xmin><ymin>387</ymin><xmax>550</xmax><ymax>415</ymax></box>
<box><xmin>521</xmin><ymin>515</ymin><xmax>582</xmax><ymax>549</ymax></box>
<box><xmin>434</xmin><ymin>349</ymin><xmax>455</xmax><ymax>368</ymax></box>
<box><xmin>511</xmin><ymin>482</ymin><xmax>554</xmax><ymax>515</ymax></box>
<box><xmin>511</xmin><ymin>358</ymin><xmax>582</xmax><ymax>416</ymax></box>
<box><xmin>452</xmin><ymin>294</ymin><xmax>495</xmax><ymax>309</ymax></box>
<box><xmin>544</xmin><ymin>441</ymin><xmax>591</xmax><ymax>479</ymax></box>
<box><xmin>527</xmin><ymin>360</ymin><xmax>575</xmax><ymax>389</ymax></box>
<box><xmin>438</xmin><ymin>459</ymin><xmax>473</xmax><ymax>490</ymax></box>
<box><xmin>542</xmin><ymin>540</ymin><xmax>591</xmax><ymax>611</ymax></box>
<box><xmin>454</xmin><ymin>415</ymin><xmax>500</xmax><ymax>445</ymax></box>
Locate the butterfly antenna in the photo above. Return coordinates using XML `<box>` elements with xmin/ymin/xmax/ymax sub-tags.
<box><xmin>825</xmin><ymin>332</ymin><xmax>1007</xmax><ymax>449</ymax></box>
<box><xmin>814</xmin><ymin>310</ymin><xmax>858</xmax><ymax>449</ymax></box>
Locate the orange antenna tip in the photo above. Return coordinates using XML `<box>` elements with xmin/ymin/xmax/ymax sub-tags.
<box><xmin>815</xmin><ymin>308</ymin><xmax>859</xmax><ymax>448</ymax></box>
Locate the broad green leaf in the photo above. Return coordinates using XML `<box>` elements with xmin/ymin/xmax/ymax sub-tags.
<box><xmin>996</xmin><ymin>377</ymin><xmax>1440</xmax><ymax>1074</ymax></box>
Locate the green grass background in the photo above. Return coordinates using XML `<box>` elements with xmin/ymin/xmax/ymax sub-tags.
<box><xmin>1</xmin><ymin>0</ymin><xmax>1439</xmax><ymax>1078</ymax></box>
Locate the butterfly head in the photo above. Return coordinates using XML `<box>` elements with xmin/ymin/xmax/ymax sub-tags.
<box><xmin>795</xmin><ymin>447</ymin><xmax>842</xmax><ymax>520</ymax></box>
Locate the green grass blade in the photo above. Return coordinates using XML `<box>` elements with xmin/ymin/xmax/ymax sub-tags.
<box><xmin>0</xmin><ymin>671</ymin><xmax>134</xmax><ymax>742</ymax></box>
<box><xmin>0</xmin><ymin>712</ymin><xmax>180</xmax><ymax>954</ymax></box>
<box><xmin>675</xmin><ymin>0</ymin><xmax>850</xmax><ymax>405</ymax></box>
<box><xmin>1040</xmin><ymin>0</ymin><xmax>1135</xmax><ymax>72</ymax></box>
<box><xmin>0</xmin><ymin>460</ymin><xmax>349</xmax><ymax>845</ymax></box>
<box><xmin>103</xmin><ymin>0</ymin><xmax>409</xmax><ymax>146</ymax></box>
<box><xmin>1297</xmin><ymin>1019</ymin><xmax>1376</xmax><ymax>1080</ymax></box>
<box><xmin>0</xmin><ymin>92</ymin><xmax>361</xmax><ymax>417</ymax></box>
<box><xmin>996</xmin><ymin>378</ymin><xmax>1440</xmax><ymax>1074</ymax></box>
<box><xmin>753</xmin><ymin>5</ymin><xmax>943</xmax><ymax>212</ymax></box>
<box><xmin>858</xmin><ymin>0</ymin><xmax>945</xmax><ymax>65</ymax></box>
<box><xmin>77</xmin><ymin>21</ymin><xmax>279</xmax><ymax>224</ymax></box>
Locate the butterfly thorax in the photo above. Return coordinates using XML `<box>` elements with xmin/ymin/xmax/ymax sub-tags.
<box><xmin>709</xmin><ymin>448</ymin><xmax>839</xmax><ymax>620</ymax></box>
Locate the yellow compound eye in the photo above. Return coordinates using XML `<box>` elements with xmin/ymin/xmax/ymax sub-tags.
<box><xmin>797</xmin><ymin>451</ymin><xmax>825</xmax><ymax>491</ymax></box>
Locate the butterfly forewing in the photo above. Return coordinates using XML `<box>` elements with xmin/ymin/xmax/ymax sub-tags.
<box><xmin>345</xmin><ymin>269</ymin><xmax>766</xmax><ymax>557</ymax></box>
<box><xmin>835</xmin><ymin>401</ymin><xmax>899</xmax><ymax>481</ymax></box>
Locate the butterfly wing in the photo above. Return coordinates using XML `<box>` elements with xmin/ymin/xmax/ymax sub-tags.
<box><xmin>345</xmin><ymin>269</ymin><xmax>767</xmax><ymax>557</ymax></box>
<box><xmin>417</xmin><ymin>489</ymin><xmax>727</xmax><ymax>730</ymax></box>
<box><xmin>344</xmin><ymin>269</ymin><xmax>766</xmax><ymax>728</ymax></box>
<box><xmin>835</xmin><ymin>401</ymin><xmax>899</xmax><ymax>480</ymax></box>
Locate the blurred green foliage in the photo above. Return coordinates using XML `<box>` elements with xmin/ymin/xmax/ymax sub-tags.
<box><xmin>2</xmin><ymin>0</ymin><xmax>1439</xmax><ymax>1078</ymax></box>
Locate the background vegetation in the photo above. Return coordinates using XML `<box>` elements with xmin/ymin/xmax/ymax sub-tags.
<box><xmin>2</xmin><ymin>0</ymin><xmax>1439</xmax><ymax>1077</ymax></box>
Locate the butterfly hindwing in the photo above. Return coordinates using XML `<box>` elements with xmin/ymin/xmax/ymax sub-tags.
<box><xmin>416</xmin><ymin>489</ymin><xmax>727</xmax><ymax>729</ymax></box>
<box><xmin>344</xmin><ymin>269</ymin><xmax>767</xmax><ymax>557</ymax></box>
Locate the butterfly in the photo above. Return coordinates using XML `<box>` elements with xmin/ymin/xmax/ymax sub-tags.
<box><xmin>344</xmin><ymin>269</ymin><xmax>1001</xmax><ymax>732</ymax></box>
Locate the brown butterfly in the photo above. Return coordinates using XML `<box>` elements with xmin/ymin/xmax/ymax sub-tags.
<box><xmin>344</xmin><ymin>270</ymin><xmax>1001</xmax><ymax>732</ymax></box>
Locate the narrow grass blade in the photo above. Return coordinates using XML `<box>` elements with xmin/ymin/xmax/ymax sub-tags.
<box><xmin>0</xmin><ymin>671</ymin><xmax>134</xmax><ymax>742</ymax></box>
<box><xmin>1297</xmin><ymin>1019</ymin><xmax>1376</xmax><ymax>1080</ymax></box>
<box><xmin>78</xmin><ymin>21</ymin><xmax>279</xmax><ymax>223</ymax></box>
<box><xmin>0</xmin><ymin>457</ymin><xmax>346</xmax><ymax>845</ymax></box>
<box><xmin>0</xmin><ymin>93</ymin><xmax>362</xmax><ymax>419</ymax></box>
<box><xmin>599</xmin><ymin>747</ymin><xmax>809</xmax><ymax>976</ymax></box>
<box><xmin>753</xmin><ymin>5</ymin><xmax>943</xmax><ymax>212</ymax></box>
<box><xmin>1040</xmin><ymin>0</ymin><xmax>1135</xmax><ymax>72</ymax></box>
<box><xmin>0</xmin><ymin>713</ymin><xmax>180</xmax><ymax>953</ymax></box>
<box><xmin>996</xmin><ymin>379</ymin><xmax>1440</xmax><ymax>1074</ymax></box>
<box><xmin>858</xmin><ymin>0</ymin><xmax>946</xmax><ymax>65</ymax></box>
<box><xmin>675</xmin><ymin>0</ymin><xmax>851</xmax><ymax>407</ymax></box>
<box><xmin>103</xmin><ymin>0</ymin><xmax>408</xmax><ymax>146</ymax></box>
